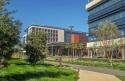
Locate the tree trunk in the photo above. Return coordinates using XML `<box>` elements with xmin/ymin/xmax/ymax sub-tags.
<box><xmin>73</xmin><ymin>48</ymin><xmax>75</xmax><ymax>60</ymax></box>
<box><xmin>68</xmin><ymin>48</ymin><xmax>70</xmax><ymax>57</ymax></box>
<box><xmin>81</xmin><ymin>49</ymin><xmax>82</xmax><ymax>57</ymax></box>
<box><xmin>122</xmin><ymin>48</ymin><xmax>125</xmax><ymax>60</ymax></box>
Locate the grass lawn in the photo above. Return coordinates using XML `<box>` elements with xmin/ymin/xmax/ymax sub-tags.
<box><xmin>0</xmin><ymin>59</ymin><xmax>78</xmax><ymax>81</ymax></box>
<box><xmin>116</xmin><ymin>75</ymin><xmax>125</xmax><ymax>81</ymax></box>
<box><xmin>46</xmin><ymin>56</ymin><xmax>125</xmax><ymax>71</ymax></box>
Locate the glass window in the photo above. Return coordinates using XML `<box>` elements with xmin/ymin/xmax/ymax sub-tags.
<box><xmin>89</xmin><ymin>10</ymin><xmax>125</xmax><ymax>28</ymax></box>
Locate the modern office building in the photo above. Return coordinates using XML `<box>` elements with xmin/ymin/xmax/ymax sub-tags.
<box><xmin>25</xmin><ymin>25</ymin><xmax>87</xmax><ymax>56</ymax></box>
<box><xmin>86</xmin><ymin>0</ymin><xmax>125</xmax><ymax>42</ymax></box>
<box><xmin>27</xmin><ymin>25</ymin><xmax>64</xmax><ymax>43</ymax></box>
<box><xmin>86</xmin><ymin>0</ymin><xmax>125</xmax><ymax>59</ymax></box>
<box><xmin>26</xmin><ymin>25</ymin><xmax>87</xmax><ymax>44</ymax></box>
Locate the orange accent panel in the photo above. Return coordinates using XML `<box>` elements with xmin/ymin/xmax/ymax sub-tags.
<box><xmin>71</xmin><ymin>34</ymin><xmax>80</xmax><ymax>43</ymax></box>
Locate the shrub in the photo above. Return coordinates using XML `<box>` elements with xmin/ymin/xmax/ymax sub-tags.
<box><xmin>24</xmin><ymin>44</ymin><xmax>45</xmax><ymax>64</ymax></box>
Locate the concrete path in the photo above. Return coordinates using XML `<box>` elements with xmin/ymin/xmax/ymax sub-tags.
<box><xmin>78</xmin><ymin>70</ymin><xmax>121</xmax><ymax>81</ymax></box>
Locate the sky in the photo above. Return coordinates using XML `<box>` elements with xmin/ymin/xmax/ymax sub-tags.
<box><xmin>8</xmin><ymin>0</ymin><xmax>88</xmax><ymax>37</ymax></box>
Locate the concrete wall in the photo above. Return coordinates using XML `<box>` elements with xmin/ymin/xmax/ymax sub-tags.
<box><xmin>27</xmin><ymin>26</ymin><xmax>65</xmax><ymax>43</ymax></box>
<box><xmin>86</xmin><ymin>0</ymin><xmax>102</xmax><ymax>10</ymax></box>
<box><xmin>58</xmin><ymin>30</ymin><xmax>64</xmax><ymax>42</ymax></box>
<box><xmin>87</xmin><ymin>37</ymin><xmax>125</xmax><ymax>48</ymax></box>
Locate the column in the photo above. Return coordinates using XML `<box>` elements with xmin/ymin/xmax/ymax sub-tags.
<box><xmin>51</xmin><ymin>45</ymin><xmax>54</xmax><ymax>56</ymax></box>
<box><xmin>88</xmin><ymin>48</ymin><xmax>90</xmax><ymax>57</ymax></box>
<box><xmin>122</xmin><ymin>48</ymin><xmax>125</xmax><ymax>60</ymax></box>
<box><xmin>90</xmin><ymin>50</ymin><xmax>93</xmax><ymax>58</ymax></box>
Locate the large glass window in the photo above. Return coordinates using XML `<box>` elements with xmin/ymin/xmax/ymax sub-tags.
<box><xmin>89</xmin><ymin>10</ymin><xmax>125</xmax><ymax>28</ymax></box>
<box><xmin>120</xmin><ymin>27</ymin><xmax>125</xmax><ymax>36</ymax></box>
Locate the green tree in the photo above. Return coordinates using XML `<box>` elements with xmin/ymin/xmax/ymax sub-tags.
<box><xmin>91</xmin><ymin>21</ymin><xmax>121</xmax><ymax>66</ymax></box>
<box><xmin>64</xmin><ymin>43</ymin><xmax>71</xmax><ymax>57</ymax></box>
<box><xmin>25</xmin><ymin>31</ymin><xmax>47</xmax><ymax>64</ymax></box>
<box><xmin>70</xmin><ymin>43</ymin><xmax>77</xmax><ymax>61</ymax></box>
<box><xmin>0</xmin><ymin>0</ymin><xmax>21</xmax><ymax>67</ymax></box>
<box><xmin>78</xmin><ymin>43</ymin><xmax>86</xmax><ymax>57</ymax></box>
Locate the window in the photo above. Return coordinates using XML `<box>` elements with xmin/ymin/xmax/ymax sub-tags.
<box><xmin>32</xmin><ymin>28</ymin><xmax>35</xmax><ymax>32</ymax></box>
<box><xmin>89</xmin><ymin>10</ymin><xmax>125</xmax><ymax>28</ymax></box>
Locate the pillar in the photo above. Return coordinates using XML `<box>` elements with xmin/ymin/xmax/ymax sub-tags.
<box><xmin>88</xmin><ymin>49</ymin><xmax>90</xmax><ymax>57</ymax></box>
<box><xmin>90</xmin><ymin>50</ymin><xmax>93</xmax><ymax>58</ymax></box>
<box><xmin>51</xmin><ymin>45</ymin><xmax>54</xmax><ymax>56</ymax></box>
<box><xmin>122</xmin><ymin>48</ymin><xmax>125</xmax><ymax>60</ymax></box>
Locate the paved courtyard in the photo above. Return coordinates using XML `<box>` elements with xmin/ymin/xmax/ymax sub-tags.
<box><xmin>78</xmin><ymin>70</ymin><xmax>121</xmax><ymax>81</ymax></box>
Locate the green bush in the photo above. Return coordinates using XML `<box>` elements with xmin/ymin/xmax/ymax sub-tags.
<box><xmin>24</xmin><ymin>44</ymin><xmax>46</xmax><ymax>64</ymax></box>
<box><xmin>116</xmin><ymin>75</ymin><xmax>125</xmax><ymax>81</ymax></box>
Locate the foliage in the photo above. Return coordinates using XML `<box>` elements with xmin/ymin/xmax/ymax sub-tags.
<box><xmin>116</xmin><ymin>75</ymin><xmax>125</xmax><ymax>81</ymax></box>
<box><xmin>46</xmin><ymin>57</ymin><xmax>125</xmax><ymax>71</ymax></box>
<box><xmin>91</xmin><ymin>21</ymin><xmax>121</xmax><ymax>65</ymax></box>
<box><xmin>68</xmin><ymin>58</ymin><xmax>125</xmax><ymax>71</ymax></box>
<box><xmin>27</xmin><ymin>32</ymin><xmax>47</xmax><ymax>51</ymax></box>
<box><xmin>0</xmin><ymin>59</ymin><xmax>78</xmax><ymax>81</ymax></box>
<box><xmin>0</xmin><ymin>0</ymin><xmax>21</xmax><ymax>66</ymax></box>
<box><xmin>25</xmin><ymin>32</ymin><xmax>47</xmax><ymax>64</ymax></box>
<box><xmin>24</xmin><ymin>44</ymin><xmax>45</xmax><ymax>64</ymax></box>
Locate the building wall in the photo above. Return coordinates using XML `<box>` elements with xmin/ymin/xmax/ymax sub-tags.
<box><xmin>58</xmin><ymin>29</ymin><xmax>64</xmax><ymax>42</ymax></box>
<box><xmin>71</xmin><ymin>34</ymin><xmax>80</xmax><ymax>43</ymax></box>
<box><xmin>64</xmin><ymin>30</ymin><xmax>87</xmax><ymax>44</ymax></box>
<box><xmin>86</xmin><ymin>0</ymin><xmax>125</xmax><ymax>60</ymax></box>
<box><xmin>87</xmin><ymin>0</ymin><xmax>125</xmax><ymax>42</ymax></box>
<box><xmin>79</xmin><ymin>34</ymin><xmax>88</xmax><ymax>43</ymax></box>
<box><xmin>27</xmin><ymin>26</ymin><xmax>87</xmax><ymax>44</ymax></box>
<box><xmin>87</xmin><ymin>37</ymin><xmax>125</xmax><ymax>48</ymax></box>
<box><xmin>86</xmin><ymin>0</ymin><xmax>102</xmax><ymax>10</ymax></box>
<box><xmin>70</xmin><ymin>33</ymin><xmax>87</xmax><ymax>43</ymax></box>
<box><xmin>64</xmin><ymin>31</ymin><xmax>70</xmax><ymax>43</ymax></box>
<box><xmin>27</xmin><ymin>26</ymin><xmax>64</xmax><ymax>44</ymax></box>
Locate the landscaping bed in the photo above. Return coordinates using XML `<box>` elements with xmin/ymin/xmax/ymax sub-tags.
<box><xmin>116</xmin><ymin>75</ymin><xmax>125</xmax><ymax>81</ymax></box>
<box><xmin>46</xmin><ymin>57</ymin><xmax>125</xmax><ymax>71</ymax></box>
<box><xmin>0</xmin><ymin>59</ymin><xmax>78</xmax><ymax>81</ymax></box>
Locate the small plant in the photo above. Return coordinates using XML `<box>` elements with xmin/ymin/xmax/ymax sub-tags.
<box><xmin>24</xmin><ymin>32</ymin><xmax>47</xmax><ymax>64</ymax></box>
<box><xmin>24</xmin><ymin>44</ymin><xmax>45</xmax><ymax>64</ymax></box>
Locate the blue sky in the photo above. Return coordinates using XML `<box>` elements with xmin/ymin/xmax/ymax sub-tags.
<box><xmin>8</xmin><ymin>0</ymin><xmax>88</xmax><ymax>37</ymax></box>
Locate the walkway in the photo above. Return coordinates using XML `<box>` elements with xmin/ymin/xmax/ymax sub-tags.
<box><xmin>78</xmin><ymin>70</ymin><xmax>121</xmax><ymax>81</ymax></box>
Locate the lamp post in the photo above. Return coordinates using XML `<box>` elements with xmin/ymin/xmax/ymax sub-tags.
<box><xmin>69</xmin><ymin>26</ymin><xmax>74</xmax><ymax>43</ymax></box>
<box><xmin>69</xmin><ymin>26</ymin><xmax>74</xmax><ymax>61</ymax></box>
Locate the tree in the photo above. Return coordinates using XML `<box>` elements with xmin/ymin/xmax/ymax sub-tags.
<box><xmin>25</xmin><ymin>31</ymin><xmax>47</xmax><ymax>64</ymax></box>
<box><xmin>78</xmin><ymin>43</ymin><xmax>86</xmax><ymax>57</ymax></box>
<box><xmin>91</xmin><ymin>21</ymin><xmax>121</xmax><ymax>66</ymax></box>
<box><xmin>64</xmin><ymin>44</ymin><xmax>71</xmax><ymax>57</ymax></box>
<box><xmin>115</xmin><ymin>38</ymin><xmax>125</xmax><ymax>60</ymax></box>
<box><xmin>69</xmin><ymin>43</ymin><xmax>78</xmax><ymax>61</ymax></box>
<box><xmin>0</xmin><ymin>0</ymin><xmax>21</xmax><ymax>67</ymax></box>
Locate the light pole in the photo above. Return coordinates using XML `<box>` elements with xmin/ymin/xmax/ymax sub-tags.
<box><xmin>69</xmin><ymin>26</ymin><xmax>74</xmax><ymax>43</ymax></box>
<box><xmin>69</xmin><ymin>26</ymin><xmax>74</xmax><ymax>61</ymax></box>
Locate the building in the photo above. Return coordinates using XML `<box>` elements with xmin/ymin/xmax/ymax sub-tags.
<box><xmin>25</xmin><ymin>25</ymin><xmax>88</xmax><ymax>56</ymax></box>
<box><xmin>26</xmin><ymin>25</ymin><xmax>87</xmax><ymax>44</ymax></box>
<box><xmin>86</xmin><ymin>0</ymin><xmax>125</xmax><ymax>59</ymax></box>
<box><xmin>26</xmin><ymin>25</ymin><xmax>64</xmax><ymax>43</ymax></box>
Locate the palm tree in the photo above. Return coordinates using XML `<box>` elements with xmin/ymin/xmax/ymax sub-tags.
<box><xmin>74</xmin><ymin>43</ymin><xmax>78</xmax><ymax>57</ymax></box>
<box><xmin>64</xmin><ymin>44</ymin><xmax>70</xmax><ymax>57</ymax></box>
<box><xmin>79</xmin><ymin>43</ymin><xmax>84</xmax><ymax>56</ymax></box>
<box><xmin>91</xmin><ymin>21</ymin><xmax>121</xmax><ymax>66</ymax></box>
